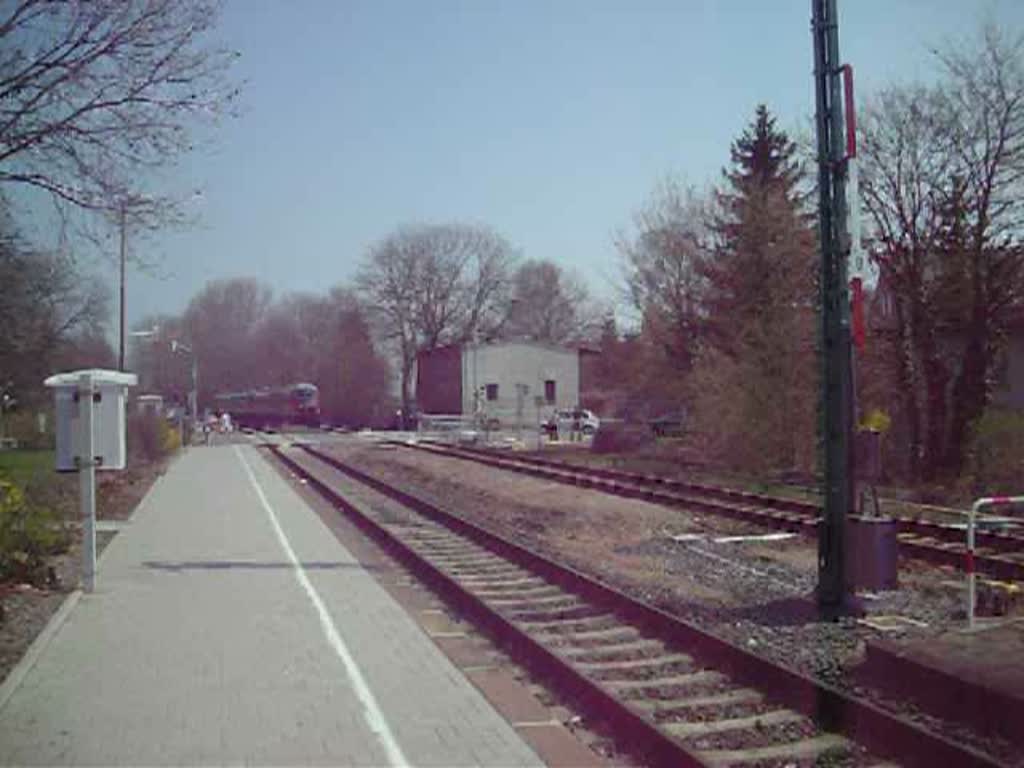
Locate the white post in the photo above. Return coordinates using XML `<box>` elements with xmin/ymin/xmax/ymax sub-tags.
<box><xmin>190</xmin><ymin>353</ymin><xmax>198</xmax><ymax>427</ymax></box>
<box><xmin>78</xmin><ymin>373</ymin><xmax>97</xmax><ymax>593</ymax></box>
<box><xmin>967</xmin><ymin>499</ymin><xmax>979</xmax><ymax>630</ymax></box>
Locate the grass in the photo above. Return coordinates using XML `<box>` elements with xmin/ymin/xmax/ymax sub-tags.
<box><xmin>0</xmin><ymin>449</ymin><xmax>55</xmax><ymax>487</ymax></box>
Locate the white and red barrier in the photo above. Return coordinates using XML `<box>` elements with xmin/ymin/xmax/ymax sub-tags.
<box><xmin>968</xmin><ymin>495</ymin><xmax>1024</xmax><ymax>628</ymax></box>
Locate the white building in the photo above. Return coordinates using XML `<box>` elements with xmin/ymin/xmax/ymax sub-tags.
<box><xmin>416</xmin><ymin>341</ymin><xmax>580</xmax><ymax>428</ymax></box>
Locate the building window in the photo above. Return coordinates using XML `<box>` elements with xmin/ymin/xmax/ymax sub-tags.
<box><xmin>485</xmin><ymin>383</ymin><xmax>499</xmax><ymax>401</ymax></box>
<box><xmin>544</xmin><ymin>379</ymin><xmax>556</xmax><ymax>403</ymax></box>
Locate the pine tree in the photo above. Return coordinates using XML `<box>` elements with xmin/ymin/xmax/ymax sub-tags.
<box><xmin>691</xmin><ymin>105</ymin><xmax>818</xmax><ymax>472</ymax></box>
<box><xmin>726</xmin><ymin>104</ymin><xmax>803</xmax><ymax>198</ymax></box>
<box><xmin>704</xmin><ymin>105</ymin><xmax>813</xmax><ymax>348</ymax></box>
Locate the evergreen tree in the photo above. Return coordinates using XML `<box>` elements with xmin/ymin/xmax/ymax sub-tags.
<box><xmin>726</xmin><ymin>104</ymin><xmax>803</xmax><ymax>197</ymax></box>
<box><xmin>690</xmin><ymin>105</ymin><xmax>818</xmax><ymax>472</ymax></box>
<box><xmin>704</xmin><ymin>105</ymin><xmax>813</xmax><ymax>349</ymax></box>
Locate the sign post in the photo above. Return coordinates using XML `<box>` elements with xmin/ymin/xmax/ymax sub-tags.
<box><xmin>45</xmin><ymin>369</ymin><xmax>137</xmax><ymax>593</ymax></box>
<box><xmin>534</xmin><ymin>395</ymin><xmax>545</xmax><ymax>450</ymax></box>
<box><xmin>78</xmin><ymin>373</ymin><xmax>98</xmax><ymax>592</ymax></box>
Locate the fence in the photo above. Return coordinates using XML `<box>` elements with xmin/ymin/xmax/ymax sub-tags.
<box><xmin>967</xmin><ymin>494</ymin><xmax>1024</xmax><ymax>629</ymax></box>
<box><xmin>416</xmin><ymin>414</ymin><xmax>482</xmax><ymax>445</ymax></box>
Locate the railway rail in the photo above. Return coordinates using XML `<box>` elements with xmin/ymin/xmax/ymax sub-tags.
<box><xmin>265</xmin><ymin>440</ymin><xmax>1003</xmax><ymax>768</ymax></box>
<box><xmin>397</xmin><ymin>440</ymin><xmax>1024</xmax><ymax>583</ymax></box>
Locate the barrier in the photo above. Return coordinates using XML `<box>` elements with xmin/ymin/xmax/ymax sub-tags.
<box><xmin>968</xmin><ymin>495</ymin><xmax>1024</xmax><ymax>628</ymax></box>
<box><xmin>416</xmin><ymin>414</ymin><xmax>481</xmax><ymax>445</ymax></box>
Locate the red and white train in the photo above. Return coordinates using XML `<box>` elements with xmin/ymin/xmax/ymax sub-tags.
<box><xmin>213</xmin><ymin>383</ymin><xmax>320</xmax><ymax>428</ymax></box>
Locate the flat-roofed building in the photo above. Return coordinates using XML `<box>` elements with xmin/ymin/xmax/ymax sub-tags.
<box><xmin>416</xmin><ymin>341</ymin><xmax>580</xmax><ymax>428</ymax></box>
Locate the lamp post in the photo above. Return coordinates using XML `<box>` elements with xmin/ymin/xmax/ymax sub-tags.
<box><xmin>116</xmin><ymin>190</ymin><xmax>202</xmax><ymax>373</ymax></box>
<box><xmin>129</xmin><ymin>329</ymin><xmax>198</xmax><ymax>425</ymax></box>
<box><xmin>171</xmin><ymin>340</ymin><xmax>198</xmax><ymax>424</ymax></box>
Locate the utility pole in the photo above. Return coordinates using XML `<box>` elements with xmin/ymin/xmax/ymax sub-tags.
<box><xmin>812</xmin><ymin>0</ymin><xmax>855</xmax><ymax>617</ymax></box>
<box><xmin>118</xmin><ymin>200</ymin><xmax>127</xmax><ymax>372</ymax></box>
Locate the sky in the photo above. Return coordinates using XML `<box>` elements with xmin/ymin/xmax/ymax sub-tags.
<box><xmin>86</xmin><ymin>0</ymin><xmax>1024</xmax><ymax>329</ymax></box>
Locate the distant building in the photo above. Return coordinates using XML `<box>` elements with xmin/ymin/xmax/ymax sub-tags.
<box><xmin>416</xmin><ymin>341</ymin><xmax>581</xmax><ymax>426</ymax></box>
<box><xmin>135</xmin><ymin>394</ymin><xmax>164</xmax><ymax>416</ymax></box>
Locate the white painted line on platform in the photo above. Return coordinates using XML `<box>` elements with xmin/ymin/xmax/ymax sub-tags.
<box><xmin>235</xmin><ymin>446</ymin><xmax>411</xmax><ymax>768</ymax></box>
<box><xmin>713</xmin><ymin>532</ymin><xmax>798</xmax><ymax>544</ymax></box>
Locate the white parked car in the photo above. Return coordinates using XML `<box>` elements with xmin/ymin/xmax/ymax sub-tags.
<box><xmin>542</xmin><ymin>408</ymin><xmax>600</xmax><ymax>437</ymax></box>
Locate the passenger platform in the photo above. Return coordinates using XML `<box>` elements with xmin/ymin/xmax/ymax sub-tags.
<box><xmin>0</xmin><ymin>444</ymin><xmax>543</xmax><ymax>766</ymax></box>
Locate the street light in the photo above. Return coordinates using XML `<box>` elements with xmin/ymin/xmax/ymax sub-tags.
<box><xmin>129</xmin><ymin>328</ymin><xmax>198</xmax><ymax>424</ymax></box>
<box><xmin>116</xmin><ymin>190</ymin><xmax>203</xmax><ymax>372</ymax></box>
<box><xmin>170</xmin><ymin>340</ymin><xmax>198</xmax><ymax>423</ymax></box>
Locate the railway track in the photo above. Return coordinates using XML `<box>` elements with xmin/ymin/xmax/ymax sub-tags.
<box><xmin>266</xmin><ymin>440</ymin><xmax>1003</xmax><ymax>768</ymax></box>
<box><xmin>397</xmin><ymin>440</ymin><xmax>1024</xmax><ymax>583</ymax></box>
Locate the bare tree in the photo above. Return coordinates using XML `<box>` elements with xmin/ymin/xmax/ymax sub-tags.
<box><xmin>256</xmin><ymin>293</ymin><xmax>332</xmax><ymax>387</ymax></box>
<box><xmin>859</xmin><ymin>84</ymin><xmax>954</xmax><ymax>480</ymax></box>
<box><xmin>320</xmin><ymin>287</ymin><xmax>392</xmax><ymax>427</ymax></box>
<box><xmin>357</xmin><ymin>223</ymin><xmax>516</xmax><ymax>421</ymax></box>
<box><xmin>859</xmin><ymin>24</ymin><xmax>1024</xmax><ymax>479</ymax></box>
<box><xmin>356</xmin><ymin>231</ymin><xmax>421</xmax><ymax>422</ymax></box>
<box><xmin>1</xmin><ymin>213</ymin><xmax>110</xmax><ymax>403</ymax></box>
<box><xmin>937</xmin><ymin>25</ymin><xmax>1024</xmax><ymax>471</ymax></box>
<box><xmin>617</xmin><ymin>178</ymin><xmax>710</xmax><ymax>374</ymax></box>
<box><xmin>502</xmin><ymin>259</ymin><xmax>592</xmax><ymax>344</ymax></box>
<box><xmin>247</xmin><ymin>289</ymin><xmax>391</xmax><ymax>426</ymax></box>
<box><xmin>0</xmin><ymin>0</ymin><xmax>240</xmax><ymax>226</ymax></box>
<box><xmin>182</xmin><ymin>277</ymin><xmax>272</xmax><ymax>406</ymax></box>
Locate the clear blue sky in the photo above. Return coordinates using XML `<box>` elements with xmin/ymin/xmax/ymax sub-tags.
<box><xmin>120</xmin><ymin>0</ymin><xmax>1023</xmax><ymax>328</ymax></box>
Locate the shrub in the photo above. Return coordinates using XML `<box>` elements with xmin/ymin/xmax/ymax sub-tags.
<box><xmin>963</xmin><ymin>407</ymin><xmax>1024</xmax><ymax>496</ymax></box>
<box><xmin>591</xmin><ymin>422</ymin><xmax>654</xmax><ymax>454</ymax></box>
<box><xmin>0</xmin><ymin>473</ymin><xmax>69</xmax><ymax>585</ymax></box>
<box><xmin>0</xmin><ymin>408</ymin><xmax>55</xmax><ymax>450</ymax></box>
<box><xmin>160</xmin><ymin>420</ymin><xmax>181</xmax><ymax>454</ymax></box>
<box><xmin>127</xmin><ymin>412</ymin><xmax>179</xmax><ymax>463</ymax></box>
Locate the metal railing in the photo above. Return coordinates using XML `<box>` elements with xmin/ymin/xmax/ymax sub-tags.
<box><xmin>967</xmin><ymin>495</ymin><xmax>1024</xmax><ymax>628</ymax></box>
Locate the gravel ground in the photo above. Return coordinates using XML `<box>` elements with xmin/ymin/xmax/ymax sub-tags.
<box><xmin>329</xmin><ymin>439</ymin><xmax>1021</xmax><ymax>767</ymax></box>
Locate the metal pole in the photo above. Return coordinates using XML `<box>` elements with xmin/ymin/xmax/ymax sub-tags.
<box><xmin>968</xmin><ymin>499</ymin><xmax>978</xmax><ymax>630</ymax></box>
<box><xmin>118</xmin><ymin>202</ymin><xmax>127</xmax><ymax>372</ymax></box>
<box><xmin>812</xmin><ymin>0</ymin><xmax>855</xmax><ymax>616</ymax></box>
<box><xmin>190</xmin><ymin>354</ymin><xmax>198</xmax><ymax>426</ymax></box>
<box><xmin>78</xmin><ymin>373</ymin><xmax>97</xmax><ymax>592</ymax></box>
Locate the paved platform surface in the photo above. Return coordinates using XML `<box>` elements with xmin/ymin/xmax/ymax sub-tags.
<box><xmin>0</xmin><ymin>445</ymin><xmax>542</xmax><ymax>767</ymax></box>
<box><xmin>862</xmin><ymin>618</ymin><xmax>1024</xmax><ymax>749</ymax></box>
<box><xmin>868</xmin><ymin>618</ymin><xmax>1024</xmax><ymax>701</ymax></box>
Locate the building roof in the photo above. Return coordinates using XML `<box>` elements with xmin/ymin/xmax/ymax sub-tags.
<box><xmin>44</xmin><ymin>369</ymin><xmax>138</xmax><ymax>388</ymax></box>
<box><xmin>426</xmin><ymin>338</ymin><xmax>590</xmax><ymax>355</ymax></box>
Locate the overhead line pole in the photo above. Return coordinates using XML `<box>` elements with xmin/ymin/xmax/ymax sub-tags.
<box><xmin>812</xmin><ymin>0</ymin><xmax>855</xmax><ymax>617</ymax></box>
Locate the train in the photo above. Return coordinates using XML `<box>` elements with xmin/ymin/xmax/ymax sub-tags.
<box><xmin>213</xmin><ymin>382</ymin><xmax>320</xmax><ymax>428</ymax></box>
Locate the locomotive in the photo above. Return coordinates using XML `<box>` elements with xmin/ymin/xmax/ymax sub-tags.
<box><xmin>213</xmin><ymin>382</ymin><xmax>320</xmax><ymax>428</ymax></box>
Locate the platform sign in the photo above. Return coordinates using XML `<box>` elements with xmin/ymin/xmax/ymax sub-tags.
<box><xmin>44</xmin><ymin>369</ymin><xmax>136</xmax><ymax>592</ymax></box>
